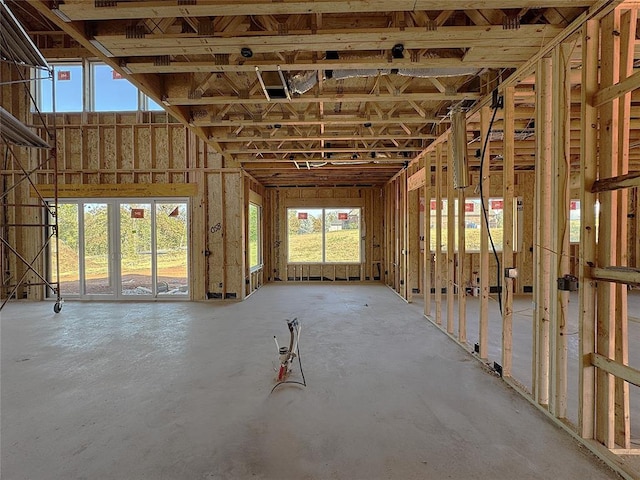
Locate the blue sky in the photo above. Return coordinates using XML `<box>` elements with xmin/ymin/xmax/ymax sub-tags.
<box><xmin>38</xmin><ymin>63</ymin><xmax>162</xmax><ymax>113</ymax></box>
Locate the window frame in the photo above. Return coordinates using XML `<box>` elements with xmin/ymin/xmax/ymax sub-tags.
<box><xmin>428</xmin><ymin>197</ymin><xmax>521</xmax><ymax>254</ymax></box>
<box><xmin>248</xmin><ymin>202</ymin><xmax>263</xmax><ymax>271</ymax></box>
<box><xmin>287</xmin><ymin>207</ymin><xmax>362</xmax><ymax>264</ymax></box>
<box><xmin>34</xmin><ymin>61</ymin><xmax>84</xmax><ymax>113</ymax></box>
<box><xmin>34</xmin><ymin>60</ymin><xmax>167</xmax><ymax>113</ymax></box>
<box><xmin>89</xmin><ymin>61</ymin><xmax>139</xmax><ymax>112</ymax></box>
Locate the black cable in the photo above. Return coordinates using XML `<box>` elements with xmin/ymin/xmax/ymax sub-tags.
<box><xmin>270</xmin><ymin>325</ymin><xmax>306</xmax><ymax>394</ymax></box>
<box><xmin>478</xmin><ymin>96</ymin><xmax>503</xmax><ymax>315</ymax></box>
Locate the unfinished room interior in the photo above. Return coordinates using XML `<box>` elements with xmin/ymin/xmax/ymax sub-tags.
<box><xmin>2</xmin><ymin>0</ymin><xmax>640</xmax><ymax>478</ymax></box>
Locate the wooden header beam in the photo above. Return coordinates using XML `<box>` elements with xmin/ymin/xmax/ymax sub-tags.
<box><xmin>94</xmin><ymin>25</ymin><xmax>564</xmax><ymax>57</ymax></box>
<box><xmin>125</xmin><ymin>58</ymin><xmax>516</xmax><ymax>75</ymax></box>
<box><xmin>31</xmin><ymin>183</ymin><xmax>197</xmax><ymax>198</ymax></box>
<box><xmin>57</xmin><ymin>1</ymin><xmax>599</xmax><ymax>20</ymax></box>
<box><xmin>167</xmin><ymin>92</ymin><xmax>481</xmax><ymax>107</ymax></box>
<box><xmin>196</xmin><ymin>117</ymin><xmax>441</xmax><ymax>127</ymax></box>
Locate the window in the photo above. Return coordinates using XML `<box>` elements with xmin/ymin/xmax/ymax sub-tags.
<box><xmin>249</xmin><ymin>203</ymin><xmax>262</xmax><ymax>269</ymax></box>
<box><xmin>49</xmin><ymin>202</ymin><xmax>80</xmax><ymax>294</ymax></box>
<box><xmin>48</xmin><ymin>198</ymin><xmax>189</xmax><ymax>298</ymax></box>
<box><xmin>569</xmin><ymin>199</ymin><xmax>600</xmax><ymax>243</ymax></box>
<box><xmin>288</xmin><ymin>208</ymin><xmax>361</xmax><ymax>263</ymax></box>
<box><xmin>91</xmin><ymin>63</ymin><xmax>138</xmax><ymax>111</ymax></box>
<box><xmin>36</xmin><ymin>63</ymin><xmax>83</xmax><ymax>112</ymax></box>
<box><xmin>463</xmin><ymin>198</ymin><xmax>504</xmax><ymax>252</ymax></box>
<box><xmin>429</xmin><ymin>198</ymin><xmax>518</xmax><ymax>253</ymax></box>
<box><xmin>569</xmin><ymin>200</ymin><xmax>581</xmax><ymax>243</ymax></box>
<box><xmin>34</xmin><ymin>62</ymin><xmax>167</xmax><ymax>113</ymax></box>
<box><xmin>143</xmin><ymin>94</ymin><xmax>164</xmax><ymax>111</ymax></box>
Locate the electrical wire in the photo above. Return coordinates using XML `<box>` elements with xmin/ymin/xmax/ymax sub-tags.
<box><xmin>478</xmin><ymin>95</ymin><xmax>503</xmax><ymax>315</ymax></box>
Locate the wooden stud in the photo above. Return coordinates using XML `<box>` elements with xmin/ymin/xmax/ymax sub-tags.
<box><xmin>613</xmin><ymin>7</ymin><xmax>636</xmax><ymax>450</ymax></box>
<box><xmin>534</xmin><ymin>57</ymin><xmax>553</xmax><ymax>407</ymax></box>
<box><xmin>635</xmin><ymin>187</ymin><xmax>640</xmax><ymax>269</ymax></box>
<box><xmin>502</xmin><ymin>86</ymin><xmax>515</xmax><ymax>378</ymax></box>
<box><xmin>596</xmin><ymin>9</ymin><xmax>620</xmax><ymax>449</ymax></box>
<box><xmin>435</xmin><ymin>143</ymin><xmax>443</xmax><ymax>326</ymax></box>
<box><xmin>479</xmin><ymin>106</ymin><xmax>490</xmax><ymax>360</ymax></box>
<box><xmin>401</xmin><ymin>171</ymin><xmax>408</xmax><ymax>300</ymax></box>
<box><xmin>244</xmin><ymin>175</ymin><xmax>251</xmax><ymax>297</ymax></box>
<box><xmin>549</xmin><ymin>41</ymin><xmax>573</xmax><ymax>419</ymax></box>
<box><xmin>457</xmin><ymin>173</ymin><xmax>467</xmax><ymax>344</ymax></box>
<box><xmin>591</xmin><ymin>173</ymin><xmax>640</xmax><ymax>193</ymax></box>
<box><xmin>591</xmin><ymin>354</ymin><xmax>640</xmax><ymax>390</ymax></box>
<box><xmin>447</xmin><ymin>138</ymin><xmax>456</xmax><ymax>334</ymax></box>
<box><xmin>408</xmin><ymin>170</ymin><xmax>420</xmax><ymax>303</ymax></box>
<box><xmin>424</xmin><ymin>151</ymin><xmax>432</xmax><ymax>318</ymax></box>
<box><xmin>579</xmin><ymin>19</ymin><xmax>599</xmax><ymax>441</ymax></box>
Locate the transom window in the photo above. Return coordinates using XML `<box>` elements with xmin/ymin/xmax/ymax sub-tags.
<box><xmin>34</xmin><ymin>61</ymin><xmax>163</xmax><ymax>113</ymax></box>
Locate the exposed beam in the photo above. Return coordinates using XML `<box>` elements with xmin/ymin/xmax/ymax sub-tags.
<box><xmin>26</xmin><ymin>0</ymin><xmax>229</xmax><ymax>161</ymax></box>
<box><xmin>168</xmin><ymin>92</ymin><xmax>480</xmax><ymax>106</ymax></box>
<box><xmin>124</xmin><ymin>57</ymin><xmax>519</xmax><ymax>74</ymax></box>
<box><xmin>593</xmin><ymin>68</ymin><xmax>640</xmax><ymax>108</ymax></box>
<box><xmin>591</xmin><ymin>353</ymin><xmax>640</xmax><ymax>389</ymax></box>
<box><xmin>57</xmin><ymin>1</ymin><xmax>598</xmax><ymax>20</ymax></box>
<box><xmin>93</xmin><ymin>25</ymin><xmax>565</xmax><ymax>57</ymax></box>
<box><xmin>215</xmin><ymin>134</ymin><xmax>437</xmax><ymax>142</ymax></box>
<box><xmin>225</xmin><ymin>146</ymin><xmax>424</xmax><ymax>155</ymax></box>
<box><xmin>196</xmin><ymin>117</ymin><xmax>442</xmax><ymax>127</ymax></box>
<box><xmin>591</xmin><ymin>172</ymin><xmax>640</xmax><ymax>192</ymax></box>
<box><xmin>591</xmin><ymin>267</ymin><xmax>640</xmax><ymax>287</ymax></box>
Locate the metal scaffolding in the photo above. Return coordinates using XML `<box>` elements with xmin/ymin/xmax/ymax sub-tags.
<box><xmin>1</xmin><ymin>0</ymin><xmax>61</xmax><ymax>312</ymax></box>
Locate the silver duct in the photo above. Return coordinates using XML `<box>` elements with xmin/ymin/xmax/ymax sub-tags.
<box><xmin>289</xmin><ymin>71</ymin><xmax>318</xmax><ymax>95</ymax></box>
<box><xmin>288</xmin><ymin>68</ymin><xmax>479</xmax><ymax>96</ymax></box>
<box><xmin>397</xmin><ymin>67</ymin><xmax>480</xmax><ymax>78</ymax></box>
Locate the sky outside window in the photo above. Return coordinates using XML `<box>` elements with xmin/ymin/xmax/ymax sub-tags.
<box><xmin>145</xmin><ymin>95</ymin><xmax>164</xmax><ymax>111</ymax></box>
<box><xmin>38</xmin><ymin>64</ymin><xmax>82</xmax><ymax>112</ymax></box>
<box><xmin>92</xmin><ymin>63</ymin><xmax>138</xmax><ymax>111</ymax></box>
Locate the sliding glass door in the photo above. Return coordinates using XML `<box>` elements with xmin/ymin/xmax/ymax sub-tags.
<box><xmin>155</xmin><ymin>202</ymin><xmax>188</xmax><ymax>296</ymax></box>
<box><xmin>119</xmin><ymin>202</ymin><xmax>152</xmax><ymax>296</ymax></box>
<box><xmin>50</xmin><ymin>198</ymin><xmax>189</xmax><ymax>299</ymax></box>
<box><xmin>83</xmin><ymin>203</ymin><xmax>113</xmax><ymax>295</ymax></box>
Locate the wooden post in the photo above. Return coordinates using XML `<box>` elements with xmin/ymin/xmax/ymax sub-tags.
<box><xmin>447</xmin><ymin>138</ymin><xmax>455</xmax><ymax>334</ymax></box>
<box><xmin>534</xmin><ymin>57</ymin><xmax>553</xmax><ymax>407</ymax></box>
<box><xmin>401</xmin><ymin>171</ymin><xmax>408</xmax><ymax>300</ymax></box>
<box><xmin>549</xmin><ymin>41</ymin><xmax>573</xmax><ymax>419</ymax></box>
<box><xmin>244</xmin><ymin>175</ymin><xmax>251</xmax><ymax>297</ymax></box>
<box><xmin>635</xmin><ymin>187</ymin><xmax>640</xmax><ymax>269</ymax></box>
<box><xmin>408</xmin><ymin>170</ymin><xmax>420</xmax><ymax>303</ymax></box>
<box><xmin>579</xmin><ymin>19</ymin><xmax>599</xmax><ymax>441</ymax></box>
<box><xmin>479</xmin><ymin>106</ymin><xmax>490</xmax><ymax>360</ymax></box>
<box><xmin>435</xmin><ymin>144</ymin><xmax>443</xmax><ymax>325</ymax></box>
<box><xmin>424</xmin><ymin>151</ymin><xmax>432</xmax><ymax>317</ymax></box>
<box><xmin>458</xmin><ymin>171</ymin><xmax>467</xmax><ymax>344</ymax></box>
<box><xmin>502</xmin><ymin>86</ymin><xmax>515</xmax><ymax>378</ymax></box>
<box><xmin>613</xmin><ymin>6</ymin><xmax>636</xmax><ymax>449</ymax></box>
<box><xmin>596</xmin><ymin>9</ymin><xmax>620</xmax><ymax>449</ymax></box>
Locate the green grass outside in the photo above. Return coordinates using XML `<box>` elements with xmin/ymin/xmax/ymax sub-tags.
<box><xmin>289</xmin><ymin>229</ymin><xmax>360</xmax><ymax>263</ymax></box>
<box><xmin>249</xmin><ymin>239</ymin><xmax>259</xmax><ymax>267</ymax></box>
<box><xmin>430</xmin><ymin>228</ymin><xmax>504</xmax><ymax>251</ymax></box>
<box><xmin>53</xmin><ymin>244</ymin><xmax>187</xmax><ymax>281</ymax></box>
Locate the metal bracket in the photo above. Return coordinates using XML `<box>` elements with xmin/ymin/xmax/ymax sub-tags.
<box><xmin>503</xmin><ymin>15</ymin><xmax>521</xmax><ymax>30</ymax></box>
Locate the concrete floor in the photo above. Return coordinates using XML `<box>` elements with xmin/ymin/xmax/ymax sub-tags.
<box><xmin>429</xmin><ymin>290</ymin><xmax>640</xmax><ymax>434</ymax></box>
<box><xmin>1</xmin><ymin>284</ymin><xmax>619</xmax><ymax>479</ymax></box>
